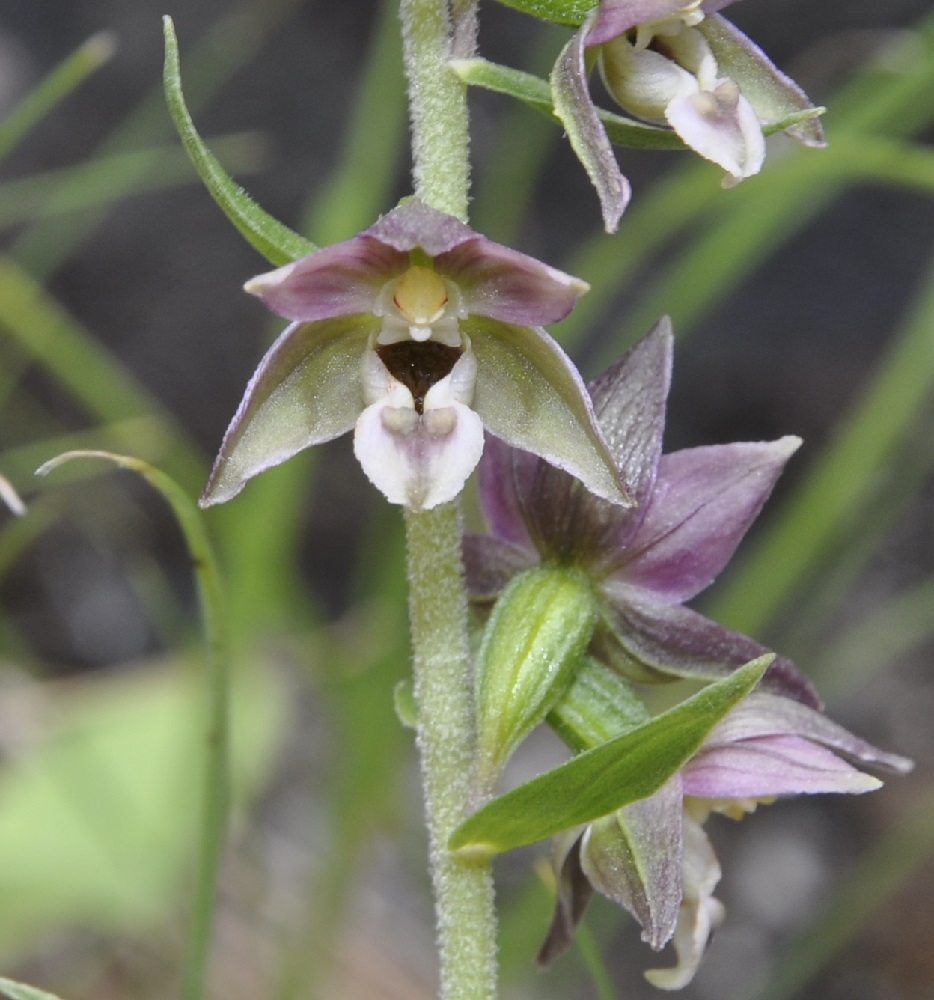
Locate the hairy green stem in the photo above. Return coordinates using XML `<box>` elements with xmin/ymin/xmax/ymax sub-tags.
<box><xmin>405</xmin><ymin>504</ymin><xmax>496</xmax><ymax>1000</ymax></box>
<box><xmin>400</xmin><ymin>0</ymin><xmax>471</xmax><ymax>219</ymax></box>
<box><xmin>400</xmin><ymin>2</ymin><xmax>495</xmax><ymax>997</ymax></box>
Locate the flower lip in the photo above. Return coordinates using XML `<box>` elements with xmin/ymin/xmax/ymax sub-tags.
<box><xmin>375</xmin><ymin>340</ymin><xmax>464</xmax><ymax>416</ymax></box>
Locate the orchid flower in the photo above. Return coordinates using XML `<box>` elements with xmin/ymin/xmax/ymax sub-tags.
<box><xmin>552</xmin><ymin>0</ymin><xmax>826</xmax><ymax>230</ymax></box>
<box><xmin>540</xmin><ymin>665</ymin><xmax>913</xmax><ymax>988</ymax></box>
<box><xmin>465</xmin><ymin>316</ymin><xmax>818</xmax><ymax>705</ymax></box>
<box><xmin>200</xmin><ymin>199</ymin><xmax>630</xmax><ymax>512</ymax></box>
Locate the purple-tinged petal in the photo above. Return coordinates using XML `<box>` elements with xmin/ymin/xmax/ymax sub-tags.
<box><xmin>698</xmin><ymin>15</ymin><xmax>826</xmax><ymax>147</ymax></box>
<box><xmin>467</xmin><ymin>317</ymin><xmax>633</xmax><ymax>508</ymax></box>
<box><xmin>552</xmin><ymin>24</ymin><xmax>631</xmax><ymax>233</ymax></box>
<box><xmin>538</xmin><ymin>831</ymin><xmax>594</xmax><ymax>967</ymax></box>
<box><xmin>702</xmin><ymin>693</ymin><xmax>914</xmax><ymax>775</ymax></box>
<box><xmin>245</xmin><ymin>239</ymin><xmax>406</xmax><ymax>322</ymax></box>
<box><xmin>644</xmin><ymin>812</ymin><xmax>723</xmax><ymax>989</ymax></box>
<box><xmin>581</xmin><ymin>777</ymin><xmax>684</xmax><ymax>950</ymax></box>
<box><xmin>363</xmin><ymin>198</ymin><xmax>477</xmax><ymax>256</ymax></box>
<box><xmin>613</xmin><ymin>436</ymin><xmax>801</xmax><ymax>601</ymax></box>
<box><xmin>594</xmin><ymin>582</ymin><xmax>822</xmax><ymax>707</ymax></box>
<box><xmin>587</xmin><ymin>0</ymin><xmax>696</xmax><ymax>47</ymax></box>
<box><xmin>476</xmin><ymin>434</ymin><xmax>537</xmax><ymax>548</ymax></box>
<box><xmin>200</xmin><ymin>316</ymin><xmax>374</xmax><ymax>507</ymax></box>
<box><xmin>522</xmin><ymin>319</ymin><xmax>671</xmax><ymax>566</ymax></box>
<box><xmin>683</xmin><ymin>735</ymin><xmax>884</xmax><ymax>799</ymax></box>
<box><xmin>665</xmin><ymin>80</ymin><xmax>765</xmax><ymax>180</ymax></box>
<box><xmin>589</xmin><ymin>318</ymin><xmax>673</xmax><ymax>511</ymax></box>
<box><xmin>463</xmin><ymin>533</ymin><xmax>538</xmax><ymax>602</ymax></box>
<box><xmin>436</xmin><ymin>239</ymin><xmax>589</xmax><ymax>327</ymax></box>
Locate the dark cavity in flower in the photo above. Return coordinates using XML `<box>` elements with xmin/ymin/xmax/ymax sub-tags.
<box><xmin>376</xmin><ymin>341</ymin><xmax>463</xmax><ymax>415</ymax></box>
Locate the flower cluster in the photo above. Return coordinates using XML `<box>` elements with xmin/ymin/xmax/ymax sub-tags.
<box><xmin>465</xmin><ymin>321</ymin><xmax>912</xmax><ymax>987</ymax></box>
<box><xmin>552</xmin><ymin>0</ymin><xmax>826</xmax><ymax>229</ymax></box>
<box><xmin>200</xmin><ymin>200</ymin><xmax>629</xmax><ymax>512</ymax></box>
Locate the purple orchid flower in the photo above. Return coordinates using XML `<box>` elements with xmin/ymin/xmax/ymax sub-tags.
<box><xmin>200</xmin><ymin>199</ymin><xmax>631</xmax><ymax>512</ymax></box>
<box><xmin>465</xmin><ymin>316</ymin><xmax>818</xmax><ymax>705</ymax></box>
<box><xmin>541</xmin><ymin>665</ymin><xmax>912</xmax><ymax>988</ymax></box>
<box><xmin>552</xmin><ymin>0</ymin><xmax>826</xmax><ymax>231</ymax></box>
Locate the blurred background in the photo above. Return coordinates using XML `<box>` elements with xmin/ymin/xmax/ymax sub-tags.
<box><xmin>0</xmin><ymin>0</ymin><xmax>933</xmax><ymax>998</ymax></box>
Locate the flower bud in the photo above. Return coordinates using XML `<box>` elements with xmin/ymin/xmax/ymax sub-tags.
<box><xmin>474</xmin><ymin>566</ymin><xmax>598</xmax><ymax>789</ymax></box>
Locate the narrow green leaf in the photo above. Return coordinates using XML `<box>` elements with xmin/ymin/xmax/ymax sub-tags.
<box><xmin>0</xmin><ymin>978</ymin><xmax>68</xmax><ymax>1000</ymax></box>
<box><xmin>450</xmin><ymin>656</ymin><xmax>769</xmax><ymax>855</ymax></box>
<box><xmin>490</xmin><ymin>0</ymin><xmax>596</xmax><ymax>27</ymax></box>
<box><xmin>162</xmin><ymin>16</ymin><xmax>315</xmax><ymax>265</ymax></box>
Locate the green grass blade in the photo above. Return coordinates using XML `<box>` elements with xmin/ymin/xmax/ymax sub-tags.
<box><xmin>0</xmin><ymin>33</ymin><xmax>115</xmax><ymax>164</ymax></box>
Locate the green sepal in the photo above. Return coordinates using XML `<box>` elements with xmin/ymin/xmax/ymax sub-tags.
<box><xmin>162</xmin><ymin>16</ymin><xmax>316</xmax><ymax>265</ymax></box>
<box><xmin>450</xmin><ymin>655</ymin><xmax>770</xmax><ymax>856</ymax></box>
<box><xmin>547</xmin><ymin>656</ymin><xmax>649</xmax><ymax>753</ymax></box>
<box><xmin>451</xmin><ymin>58</ymin><xmax>683</xmax><ymax>150</ymax></box>
<box><xmin>475</xmin><ymin>566</ymin><xmax>597</xmax><ymax>787</ymax></box>
<box><xmin>0</xmin><ymin>979</ymin><xmax>68</xmax><ymax>1000</ymax></box>
<box><xmin>489</xmin><ymin>0</ymin><xmax>597</xmax><ymax>27</ymax></box>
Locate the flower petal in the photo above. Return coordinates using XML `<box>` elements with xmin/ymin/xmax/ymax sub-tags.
<box><xmin>538</xmin><ymin>830</ymin><xmax>594</xmax><ymax>967</ymax></box>
<box><xmin>589</xmin><ymin>317</ymin><xmax>673</xmax><ymax>511</ymax></box>
<box><xmin>595</xmin><ymin>582</ymin><xmax>822</xmax><ymax>707</ymax></box>
<box><xmin>436</xmin><ymin>239</ymin><xmax>589</xmax><ymax>327</ymax></box>
<box><xmin>476</xmin><ymin>434</ymin><xmax>537</xmax><ymax>547</ymax></box>
<box><xmin>614</xmin><ymin>436</ymin><xmax>801</xmax><ymax>601</ymax></box>
<box><xmin>587</xmin><ymin>0</ymin><xmax>699</xmax><ymax>47</ymax></box>
<box><xmin>551</xmin><ymin>23</ymin><xmax>631</xmax><ymax>234</ymax></box>
<box><xmin>698</xmin><ymin>15</ymin><xmax>826</xmax><ymax>147</ymax></box>
<box><xmin>363</xmin><ymin>198</ymin><xmax>477</xmax><ymax>256</ymax></box>
<box><xmin>245</xmin><ymin>238</ymin><xmax>406</xmax><ymax>322</ymax></box>
<box><xmin>644</xmin><ymin>813</ymin><xmax>724</xmax><ymax>990</ymax></box>
<box><xmin>463</xmin><ymin>532</ymin><xmax>539</xmax><ymax>601</ymax></box>
<box><xmin>665</xmin><ymin>79</ymin><xmax>765</xmax><ymax>180</ymax></box>
<box><xmin>353</xmin><ymin>385</ymin><xmax>485</xmax><ymax>511</ymax></box>
<box><xmin>200</xmin><ymin>316</ymin><xmax>373</xmax><ymax>507</ymax></box>
<box><xmin>467</xmin><ymin>316</ymin><xmax>632</xmax><ymax>508</ymax></box>
<box><xmin>701</xmin><ymin>693</ymin><xmax>914</xmax><ymax>775</ymax></box>
<box><xmin>683</xmin><ymin>734</ymin><xmax>884</xmax><ymax>799</ymax></box>
<box><xmin>581</xmin><ymin>777</ymin><xmax>684</xmax><ymax>950</ymax></box>
<box><xmin>520</xmin><ymin>319</ymin><xmax>671</xmax><ymax>566</ymax></box>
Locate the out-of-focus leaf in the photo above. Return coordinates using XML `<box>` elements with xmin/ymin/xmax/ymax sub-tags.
<box><xmin>0</xmin><ymin>977</ymin><xmax>69</xmax><ymax>1000</ymax></box>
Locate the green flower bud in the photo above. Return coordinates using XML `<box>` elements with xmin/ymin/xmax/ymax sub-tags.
<box><xmin>474</xmin><ymin>565</ymin><xmax>597</xmax><ymax>790</ymax></box>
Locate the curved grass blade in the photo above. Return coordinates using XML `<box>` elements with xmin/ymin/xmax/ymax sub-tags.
<box><xmin>163</xmin><ymin>17</ymin><xmax>315</xmax><ymax>265</ymax></box>
<box><xmin>35</xmin><ymin>451</ymin><xmax>229</xmax><ymax>1000</ymax></box>
<box><xmin>451</xmin><ymin>656</ymin><xmax>769</xmax><ymax>856</ymax></box>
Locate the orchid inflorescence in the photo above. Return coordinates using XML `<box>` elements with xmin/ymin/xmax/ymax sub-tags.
<box><xmin>181</xmin><ymin>0</ymin><xmax>913</xmax><ymax>994</ymax></box>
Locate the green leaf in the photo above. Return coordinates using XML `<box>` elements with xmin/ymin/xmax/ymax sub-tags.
<box><xmin>0</xmin><ymin>978</ymin><xmax>68</xmax><ymax>1000</ymax></box>
<box><xmin>452</xmin><ymin>58</ymin><xmax>683</xmax><ymax>150</ymax></box>
<box><xmin>162</xmin><ymin>16</ymin><xmax>315</xmax><ymax>265</ymax></box>
<box><xmin>491</xmin><ymin>0</ymin><xmax>597</xmax><ymax>27</ymax></box>
<box><xmin>450</xmin><ymin>656</ymin><xmax>770</xmax><ymax>855</ymax></box>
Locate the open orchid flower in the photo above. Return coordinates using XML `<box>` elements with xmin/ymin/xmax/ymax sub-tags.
<box><xmin>200</xmin><ymin>199</ymin><xmax>630</xmax><ymax>512</ymax></box>
<box><xmin>552</xmin><ymin>0</ymin><xmax>826</xmax><ymax>230</ymax></box>
<box><xmin>540</xmin><ymin>669</ymin><xmax>913</xmax><ymax>989</ymax></box>
<box><xmin>465</xmin><ymin>317</ymin><xmax>818</xmax><ymax>705</ymax></box>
